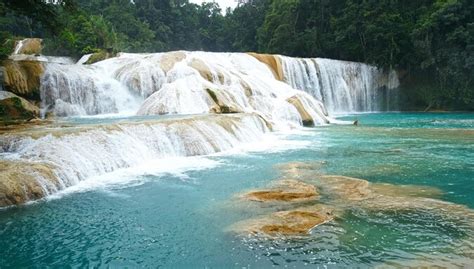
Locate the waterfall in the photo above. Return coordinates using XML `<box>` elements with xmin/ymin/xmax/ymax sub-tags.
<box><xmin>280</xmin><ymin>56</ymin><xmax>399</xmax><ymax>113</ymax></box>
<box><xmin>13</xmin><ymin>40</ymin><xmax>25</xmax><ymax>54</ymax></box>
<box><xmin>0</xmin><ymin>114</ymin><xmax>269</xmax><ymax>206</ymax></box>
<box><xmin>5</xmin><ymin>51</ymin><xmax>397</xmax><ymax>206</ymax></box>
<box><xmin>40</xmin><ymin>63</ymin><xmax>142</xmax><ymax>117</ymax></box>
<box><xmin>40</xmin><ymin>52</ymin><xmax>335</xmax><ymax>128</ymax></box>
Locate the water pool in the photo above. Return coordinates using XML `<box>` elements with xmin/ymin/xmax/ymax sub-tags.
<box><xmin>1</xmin><ymin>113</ymin><xmax>473</xmax><ymax>267</ymax></box>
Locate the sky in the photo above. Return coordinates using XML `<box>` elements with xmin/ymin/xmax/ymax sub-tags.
<box><xmin>189</xmin><ymin>0</ymin><xmax>239</xmax><ymax>12</ymax></box>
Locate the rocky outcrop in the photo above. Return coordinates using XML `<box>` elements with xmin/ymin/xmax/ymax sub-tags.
<box><xmin>189</xmin><ymin>58</ymin><xmax>225</xmax><ymax>83</ymax></box>
<box><xmin>84</xmin><ymin>50</ymin><xmax>116</xmax><ymax>64</ymax></box>
<box><xmin>242</xmin><ymin>179</ymin><xmax>318</xmax><ymax>202</ymax></box>
<box><xmin>287</xmin><ymin>95</ymin><xmax>315</xmax><ymax>126</ymax></box>
<box><xmin>13</xmin><ymin>38</ymin><xmax>42</xmax><ymax>55</ymax></box>
<box><xmin>0</xmin><ymin>160</ymin><xmax>60</xmax><ymax>207</ymax></box>
<box><xmin>229</xmin><ymin>161</ymin><xmax>474</xmax><ymax>238</ymax></box>
<box><xmin>233</xmin><ymin>205</ymin><xmax>335</xmax><ymax>236</ymax></box>
<box><xmin>2</xmin><ymin>60</ymin><xmax>44</xmax><ymax>100</ymax></box>
<box><xmin>0</xmin><ymin>91</ymin><xmax>39</xmax><ymax>121</ymax></box>
<box><xmin>206</xmin><ymin>88</ymin><xmax>243</xmax><ymax>114</ymax></box>
<box><xmin>160</xmin><ymin>51</ymin><xmax>186</xmax><ymax>73</ymax></box>
<box><xmin>247</xmin><ymin>53</ymin><xmax>284</xmax><ymax>81</ymax></box>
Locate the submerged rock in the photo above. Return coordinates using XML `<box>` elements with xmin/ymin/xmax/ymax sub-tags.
<box><xmin>316</xmin><ymin>175</ymin><xmax>371</xmax><ymax>201</ymax></box>
<box><xmin>229</xmin><ymin>161</ymin><xmax>474</xmax><ymax>239</ymax></box>
<box><xmin>242</xmin><ymin>179</ymin><xmax>319</xmax><ymax>202</ymax></box>
<box><xmin>231</xmin><ymin>205</ymin><xmax>336</xmax><ymax>236</ymax></box>
<box><xmin>311</xmin><ymin>175</ymin><xmax>445</xmax><ymax>207</ymax></box>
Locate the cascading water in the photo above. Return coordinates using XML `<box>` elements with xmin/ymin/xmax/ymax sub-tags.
<box><xmin>40</xmin><ymin>51</ymin><xmax>335</xmax><ymax>128</ymax></box>
<box><xmin>3</xmin><ymin>50</ymin><xmax>399</xmax><ymax>205</ymax></box>
<box><xmin>40</xmin><ymin>63</ymin><xmax>142</xmax><ymax>117</ymax></box>
<box><xmin>0</xmin><ymin>114</ymin><xmax>269</xmax><ymax>206</ymax></box>
<box><xmin>279</xmin><ymin>56</ymin><xmax>400</xmax><ymax>113</ymax></box>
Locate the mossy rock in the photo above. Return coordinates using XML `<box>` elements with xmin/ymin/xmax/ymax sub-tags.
<box><xmin>85</xmin><ymin>50</ymin><xmax>115</xmax><ymax>64</ymax></box>
<box><xmin>0</xmin><ymin>91</ymin><xmax>39</xmax><ymax>123</ymax></box>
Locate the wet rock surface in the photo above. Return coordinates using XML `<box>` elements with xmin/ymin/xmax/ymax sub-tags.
<box><xmin>242</xmin><ymin>179</ymin><xmax>318</xmax><ymax>202</ymax></box>
<box><xmin>0</xmin><ymin>160</ymin><xmax>60</xmax><ymax>207</ymax></box>
<box><xmin>230</xmin><ymin>161</ymin><xmax>474</xmax><ymax>238</ymax></box>
<box><xmin>232</xmin><ymin>205</ymin><xmax>336</xmax><ymax>236</ymax></box>
<box><xmin>2</xmin><ymin>60</ymin><xmax>44</xmax><ymax>100</ymax></box>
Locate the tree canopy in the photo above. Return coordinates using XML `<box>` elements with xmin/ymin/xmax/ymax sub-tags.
<box><xmin>1</xmin><ymin>0</ymin><xmax>472</xmax><ymax>110</ymax></box>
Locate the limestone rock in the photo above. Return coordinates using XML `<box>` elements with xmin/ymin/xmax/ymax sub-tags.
<box><xmin>247</xmin><ymin>53</ymin><xmax>284</xmax><ymax>81</ymax></box>
<box><xmin>160</xmin><ymin>51</ymin><xmax>186</xmax><ymax>73</ymax></box>
<box><xmin>189</xmin><ymin>58</ymin><xmax>225</xmax><ymax>83</ymax></box>
<box><xmin>2</xmin><ymin>60</ymin><xmax>44</xmax><ymax>100</ymax></box>
<box><xmin>232</xmin><ymin>205</ymin><xmax>336</xmax><ymax>236</ymax></box>
<box><xmin>242</xmin><ymin>179</ymin><xmax>319</xmax><ymax>202</ymax></box>
<box><xmin>287</xmin><ymin>95</ymin><xmax>315</xmax><ymax>126</ymax></box>
<box><xmin>206</xmin><ymin>88</ymin><xmax>243</xmax><ymax>114</ymax></box>
<box><xmin>0</xmin><ymin>160</ymin><xmax>60</xmax><ymax>207</ymax></box>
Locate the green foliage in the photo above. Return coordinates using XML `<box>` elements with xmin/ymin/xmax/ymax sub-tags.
<box><xmin>0</xmin><ymin>0</ymin><xmax>471</xmax><ymax>110</ymax></box>
<box><xmin>0</xmin><ymin>32</ymin><xmax>15</xmax><ymax>60</ymax></box>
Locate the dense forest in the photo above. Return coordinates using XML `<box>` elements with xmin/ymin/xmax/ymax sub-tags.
<box><xmin>1</xmin><ymin>0</ymin><xmax>472</xmax><ymax>110</ymax></box>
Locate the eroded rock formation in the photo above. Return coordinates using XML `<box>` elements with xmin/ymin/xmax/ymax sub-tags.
<box><xmin>247</xmin><ymin>52</ymin><xmax>284</xmax><ymax>81</ymax></box>
<box><xmin>0</xmin><ymin>160</ymin><xmax>60</xmax><ymax>207</ymax></box>
<box><xmin>2</xmin><ymin>60</ymin><xmax>44</xmax><ymax>100</ymax></box>
<box><xmin>242</xmin><ymin>179</ymin><xmax>319</xmax><ymax>202</ymax></box>
<box><xmin>230</xmin><ymin>161</ymin><xmax>474</xmax><ymax>238</ymax></box>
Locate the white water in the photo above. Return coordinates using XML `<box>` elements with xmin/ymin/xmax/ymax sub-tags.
<box><xmin>40</xmin><ymin>51</ymin><xmax>338</xmax><ymax>128</ymax></box>
<box><xmin>13</xmin><ymin>40</ymin><xmax>24</xmax><ymax>55</ymax></box>
<box><xmin>40</xmin><ymin>63</ymin><xmax>142</xmax><ymax>117</ymax></box>
<box><xmin>280</xmin><ymin>56</ymin><xmax>399</xmax><ymax>113</ymax></box>
<box><xmin>1</xmin><ymin>114</ymin><xmax>269</xmax><ymax>195</ymax></box>
<box><xmin>3</xmin><ymin>51</ymin><xmax>399</xmax><ymax>204</ymax></box>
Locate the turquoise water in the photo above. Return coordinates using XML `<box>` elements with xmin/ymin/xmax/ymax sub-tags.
<box><xmin>0</xmin><ymin>113</ymin><xmax>473</xmax><ymax>267</ymax></box>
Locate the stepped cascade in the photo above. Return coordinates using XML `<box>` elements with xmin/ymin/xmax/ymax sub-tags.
<box><xmin>40</xmin><ymin>51</ymin><xmax>338</xmax><ymax>128</ymax></box>
<box><xmin>0</xmin><ymin>114</ymin><xmax>269</xmax><ymax>206</ymax></box>
<box><xmin>1</xmin><ymin>48</ymin><xmax>400</xmax><ymax>206</ymax></box>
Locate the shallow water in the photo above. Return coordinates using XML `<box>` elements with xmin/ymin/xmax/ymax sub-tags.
<box><xmin>0</xmin><ymin>113</ymin><xmax>473</xmax><ymax>267</ymax></box>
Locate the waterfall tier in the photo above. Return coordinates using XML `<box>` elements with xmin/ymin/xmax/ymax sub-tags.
<box><xmin>40</xmin><ymin>52</ymin><xmax>337</xmax><ymax>128</ymax></box>
<box><xmin>279</xmin><ymin>56</ymin><xmax>399</xmax><ymax>113</ymax></box>
<box><xmin>0</xmin><ymin>113</ymin><xmax>269</xmax><ymax>206</ymax></box>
